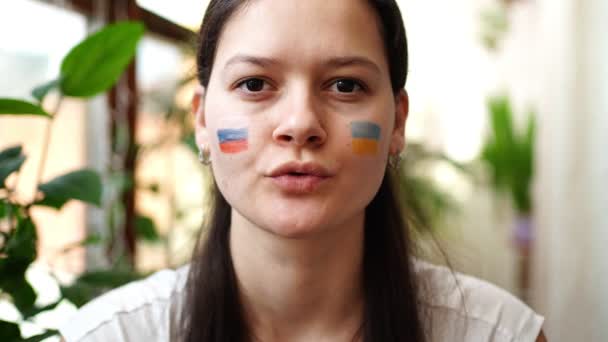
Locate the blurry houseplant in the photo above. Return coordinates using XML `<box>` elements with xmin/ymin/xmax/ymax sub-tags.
<box><xmin>480</xmin><ymin>95</ymin><xmax>535</xmax><ymax>299</ymax></box>
<box><xmin>0</xmin><ymin>21</ymin><xmax>145</xmax><ymax>341</ymax></box>
<box><xmin>395</xmin><ymin>143</ymin><xmax>464</xmax><ymax>235</ymax></box>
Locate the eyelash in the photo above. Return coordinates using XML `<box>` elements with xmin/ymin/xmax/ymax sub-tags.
<box><xmin>235</xmin><ymin>77</ymin><xmax>273</xmax><ymax>93</ymax></box>
<box><xmin>327</xmin><ymin>78</ymin><xmax>367</xmax><ymax>93</ymax></box>
<box><xmin>234</xmin><ymin>77</ymin><xmax>368</xmax><ymax>94</ymax></box>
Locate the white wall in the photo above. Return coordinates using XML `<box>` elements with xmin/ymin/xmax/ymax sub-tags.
<box><xmin>533</xmin><ymin>0</ymin><xmax>608</xmax><ymax>340</ymax></box>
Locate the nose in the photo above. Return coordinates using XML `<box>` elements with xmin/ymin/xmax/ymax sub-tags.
<box><xmin>272</xmin><ymin>90</ymin><xmax>327</xmax><ymax>148</ymax></box>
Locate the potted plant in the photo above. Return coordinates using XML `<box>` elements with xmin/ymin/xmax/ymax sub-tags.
<box><xmin>480</xmin><ymin>95</ymin><xmax>535</xmax><ymax>300</ymax></box>
<box><xmin>0</xmin><ymin>21</ymin><xmax>145</xmax><ymax>341</ymax></box>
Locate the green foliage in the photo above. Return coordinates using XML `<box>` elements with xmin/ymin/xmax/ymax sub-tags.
<box><xmin>0</xmin><ymin>200</ymin><xmax>8</xmax><ymax>218</ymax></box>
<box><xmin>0</xmin><ymin>99</ymin><xmax>50</xmax><ymax>117</ymax></box>
<box><xmin>480</xmin><ymin>5</ymin><xmax>509</xmax><ymax>51</ymax></box>
<box><xmin>395</xmin><ymin>143</ymin><xmax>465</xmax><ymax>232</ymax></box>
<box><xmin>35</xmin><ymin>170</ymin><xmax>102</xmax><ymax>209</ymax></box>
<box><xmin>58</xmin><ymin>281</ymin><xmax>98</xmax><ymax>308</ymax></box>
<box><xmin>0</xmin><ymin>217</ymin><xmax>38</xmax><ymax>313</ymax></box>
<box><xmin>481</xmin><ymin>96</ymin><xmax>535</xmax><ymax>214</ymax></box>
<box><xmin>61</xmin><ymin>269</ymin><xmax>145</xmax><ymax>307</ymax></box>
<box><xmin>20</xmin><ymin>330</ymin><xmax>60</xmax><ymax>342</ymax></box>
<box><xmin>60</xmin><ymin>22</ymin><xmax>145</xmax><ymax>97</ymax></box>
<box><xmin>59</xmin><ymin>234</ymin><xmax>103</xmax><ymax>254</ymax></box>
<box><xmin>182</xmin><ymin>133</ymin><xmax>198</xmax><ymax>155</ymax></box>
<box><xmin>0</xmin><ymin>21</ymin><xmax>145</xmax><ymax>340</ymax></box>
<box><xmin>0</xmin><ymin>146</ymin><xmax>26</xmax><ymax>188</ymax></box>
<box><xmin>0</xmin><ymin>320</ymin><xmax>21</xmax><ymax>342</ymax></box>
<box><xmin>20</xmin><ymin>300</ymin><xmax>62</xmax><ymax>321</ymax></box>
<box><xmin>135</xmin><ymin>215</ymin><xmax>161</xmax><ymax>242</ymax></box>
<box><xmin>31</xmin><ymin>78</ymin><xmax>61</xmax><ymax>103</ymax></box>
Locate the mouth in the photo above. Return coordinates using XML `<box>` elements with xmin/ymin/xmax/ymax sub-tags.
<box><xmin>269</xmin><ymin>173</ymin><xmax>331</xmax><ymax>194</ymax></box>
<box><xmin>266</xmin><ymin>161</ymin><xmax>334</xmax><ymax>194</ymax></box>
<box><xmin>268</xmin><ymin>161</ymin><xmax>334</xmax><ymax>177</ymax></box>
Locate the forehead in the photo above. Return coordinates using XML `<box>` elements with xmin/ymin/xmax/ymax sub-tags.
<box><xmin>213</xmin><ymin>0</ymin><xmax>388</xmax><ymax>72</ymax></box>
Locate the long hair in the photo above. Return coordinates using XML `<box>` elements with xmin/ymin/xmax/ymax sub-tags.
<box><xmin>180</xmin><ymin>1</ymin><xmax>427</xmax><ymax>341</ymax></box>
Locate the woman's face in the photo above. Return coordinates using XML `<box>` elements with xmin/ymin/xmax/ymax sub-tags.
<box><xmin>195</xmin><ymin>0</ymin><xmax>408</xmax><ymax>238</ymax></box>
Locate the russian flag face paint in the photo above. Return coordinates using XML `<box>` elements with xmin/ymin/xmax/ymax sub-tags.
<box><xmin>351</xmin><ymin>121</ymin><xmax>381</xmax><ymax>155</ymax></box>
<box><xmin>217</xmin><ymin>128</ymin><xmax>249</xmax><ymax>154</ymax></box>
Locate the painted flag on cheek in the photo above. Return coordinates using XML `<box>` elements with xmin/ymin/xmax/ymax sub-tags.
<box><xmin>217</xmin><ymin>128</ymin><xmax>249</xmax><ymax>154</ymax></box>
<box><xmin>351</xmin><ymin>121</ymin><xmax>381</xmax><ymax>155</ymax></box>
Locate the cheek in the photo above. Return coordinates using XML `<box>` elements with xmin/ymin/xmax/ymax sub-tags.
<box><xmin>207</xmin><ymin>116</ymin><xmax>257</xmax><ymax>192</ymax></box>
<box><xmin>349</xmin><ymin>120</ymin><xmax>383</xmax><ymax>156</ymax></box>
<box><xmin>340</xmin><ymin>119</ymin><xmax>389</xmax><ymax>199</ymax></box>
<box><xmin>208</xmin><ymin>113</ymin><xmax>253</xmax><ymax>156</ymax></box>
<box><xmin>217</xmin><ymin>128</ymin><xmax>249</xmax><ymax>154</ymax></box>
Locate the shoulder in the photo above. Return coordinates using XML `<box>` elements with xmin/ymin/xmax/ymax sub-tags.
<box><xmin>59</xmin><ymin>264</ymin><xmax>190</xmax><ymax>342</ymax></box>
<box><xmin>413</xmin><ymin>259</ymin><xmax>545</xmax><ymax>342</ymax></box>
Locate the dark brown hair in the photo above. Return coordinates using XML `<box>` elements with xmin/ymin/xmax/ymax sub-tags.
<box><xmin>180</xmin><ymin>1</ymin><xmax>426</xmax><ymax>341</ymax></box>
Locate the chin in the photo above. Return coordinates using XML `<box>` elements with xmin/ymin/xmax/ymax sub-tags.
<box><xmin>262</xmin><ymin>216</ymin><xmax>330</xmax><ymax>240</ymax></box>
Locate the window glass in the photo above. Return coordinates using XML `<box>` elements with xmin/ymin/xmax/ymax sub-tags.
<box><xmin>136</xmin><ymin>0</ymin><xmax>209</xmax><ymax>30</ymax></box>
<box><xmin>135</xmin><ymin>34</ymin><xmax>205</xmax><ymax>271</ymax></box>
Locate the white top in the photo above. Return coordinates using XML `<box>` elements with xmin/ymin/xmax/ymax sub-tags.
<box><xmin>58</xmin><ymin>260</ymin><xmax>544</xmax><ymax>341</ymax></box>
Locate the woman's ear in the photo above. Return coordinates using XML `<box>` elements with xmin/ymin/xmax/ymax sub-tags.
<box><xmin>390</xmin><ymin>89</ymin><xmax>409</xmax><ymax>155</ymax></box>
<box><xmin>192</xmin><ymin>85</ymin><xmax>209</xmax><ymax>147</ymax></box>
<box><xmin>192</xmin><ymin>85</ymin><xmax>206</xmax><ymax>127</ymax></box>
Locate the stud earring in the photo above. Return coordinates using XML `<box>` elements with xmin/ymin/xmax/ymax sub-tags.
<box><xmin>198</xmin><ymin>145</ymin><xmax>211</xmax><ymax>165</ymax></box>
<box><xmin>388</xmin><ymin>152</ymin><xmax>403</xmax><ymax>170</ymax></box>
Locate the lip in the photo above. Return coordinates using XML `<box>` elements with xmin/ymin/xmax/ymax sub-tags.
<box><xmin>267</xmin><ymin>161</ymin><xmax>333</xmax><ymax>178</ymax></box>
<box><xmin>266</xmin><ymin>161</ymin><xmax>334</xmax><ymax>194</ymax></box>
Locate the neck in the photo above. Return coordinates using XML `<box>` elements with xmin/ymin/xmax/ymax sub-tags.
<box><xmin>229</xmin><ymin>210</ymin><xmax>365</xmax><ymax>342</ymax></box>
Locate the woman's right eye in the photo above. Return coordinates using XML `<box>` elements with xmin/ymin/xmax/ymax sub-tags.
<box><xmin>236</xmin><ymin>78</ymin><xmax>268</xmax><ymax>92</ymax></box>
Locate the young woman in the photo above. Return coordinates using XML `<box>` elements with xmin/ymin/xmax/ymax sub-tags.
<box><xmin>59</xmin><ymin>0</ymin><xmax>546</xmax><ymax>341</ymax></box>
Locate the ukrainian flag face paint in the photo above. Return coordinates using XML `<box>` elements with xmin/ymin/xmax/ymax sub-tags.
<box><xmin>217</xmin><ymin>128</ymin><xmax>249</xmax><ymax>154</ymax></box>
<box><xmin>350</xmin><ymin>121</ymin><xmax>381</xmax><ymax>155</ymax></box>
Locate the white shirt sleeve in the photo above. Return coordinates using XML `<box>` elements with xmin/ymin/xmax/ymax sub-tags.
<box><xmin>415</xmin><ymin>259</ymin><xmax>545</xmax><ymax>342</ymax></box>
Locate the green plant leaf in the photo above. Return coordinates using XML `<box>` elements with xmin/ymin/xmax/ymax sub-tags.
<box><xmin>480</xmin><ymin>96</ymin><xmax>535</xmax><ymax>215</ymax></box>
<box><xmin>0</xmin><ymin>146</ymin><xmax>23</xmax><ymax>161</ymax></box>
<box><xmin>59</xmin><ymin>234</ymin><xmax>103</xmax><ymax>254</ymax></box>
<box><xmin>32</xmin><ymin>78</ymin><xmax>61</xmax><ymax>103</ymax></box>
<box><xmin>0</xmin><ymin>145</ymin><xmax>26</xmax><ymax>189</ymax></box>
<box><xmin>60</xmin><ymin>21</ymin><xmax>145</xmax><ymax>97</ymax></box>
<box><xmin>2</xmin><ymin>216</ymin><xmax>37</xmax><ymax>266</ymax></box>
<box><xmin>6</xmin><ymin>278</ymin><xmax>37</xmax><ymax>313</ymax></box>
<box><xmin>0</xmin><ymin>200</ymin><xmax>7</xmax><ymax>219</ymax></box>
<box><xmin>0</xmin><ymin>217</ymin><xmax>38</xmax><ymax>313</ymax></box>
<box><xmin>21</xmin><ymin>300</ymin><xmax>62</xmax><ymax>320</ymax></box>
<box><xmin>77</xmin><ymin>269</ymin><xmax>144</xmax><ymax>287</ymax></box>
<box><xmin>60</xmin><ymin>269</ymin><xmax>145</xmax><ymax>307</ymax></box>
<box><xmin>80</xmin><ymin>233</ymin><xmax>103</xmax><ymax>246</ymax></box>
<box><xmin>135</xmin><ymin>215</ymin><xmax>161</xmax><ymax>242</ymax></box>
<box><xmin>182</xmin><ymin>133</ymin><xmax>198</xmax><ymax>155</ymax></box>
<box><xmin>0</xmin><ymin>99</ymin><xmax>50</xmax><ymax>117</ymax></box>
<box><xmin>21</xmin><ymin>330</ymin><xmax>59</xmax><ymax>342</ymax></box>
<box><xmin>0</xmin><ymin>320</ymin><xmax>21</xmax><ymax>341</ymax></box>
<box><xmin>60</xmin><ymin>282</ymin><xmax>99</xmax><ymax>308</ymax></box>
<box><xmin>35</xmin><ymin>169</ymin><xmax>102</xmax><ymax>209</ymax></box>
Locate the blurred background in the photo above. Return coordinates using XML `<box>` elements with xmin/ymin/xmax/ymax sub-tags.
<box><xmin>0</xmin><ymin>0</ymin><xmax>606</xmax><ymax>341</ymax></box>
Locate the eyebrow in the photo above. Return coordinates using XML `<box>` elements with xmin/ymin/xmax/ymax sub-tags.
<box><xmin>224</xmin><ymin>54</ymin><xmax>281</xmax><ymax>69</ymax></box>
<box><xmin>324</xmin><ymin>56</ymin><xmax>382</xmax><ymax>74</ymax></box>
<box><xmin>223</xmin><ymin>54</ymin><xmax>381</xmax><ymax>74</ymax></box>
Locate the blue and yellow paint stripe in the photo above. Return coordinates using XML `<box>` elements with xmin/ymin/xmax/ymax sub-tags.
<box><xmin>217</xmin><ymin>128</ymin><xmax>248</xmax><ymax>154</ymax></box>
<box><xmin>351</xmin><ymin>121</ymin><xmax>381</xmax><ymax>155</ymax></box>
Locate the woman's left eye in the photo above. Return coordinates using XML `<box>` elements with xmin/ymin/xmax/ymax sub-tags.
<box><xmin>236</xmin><ymin>78</ymin><xmax>270</xmax><ymax>92</ymax></box>
<box><xmin>330</xmin><ymin>79</ymin><xmax>364</xmax><ymax>93</ymax></box>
